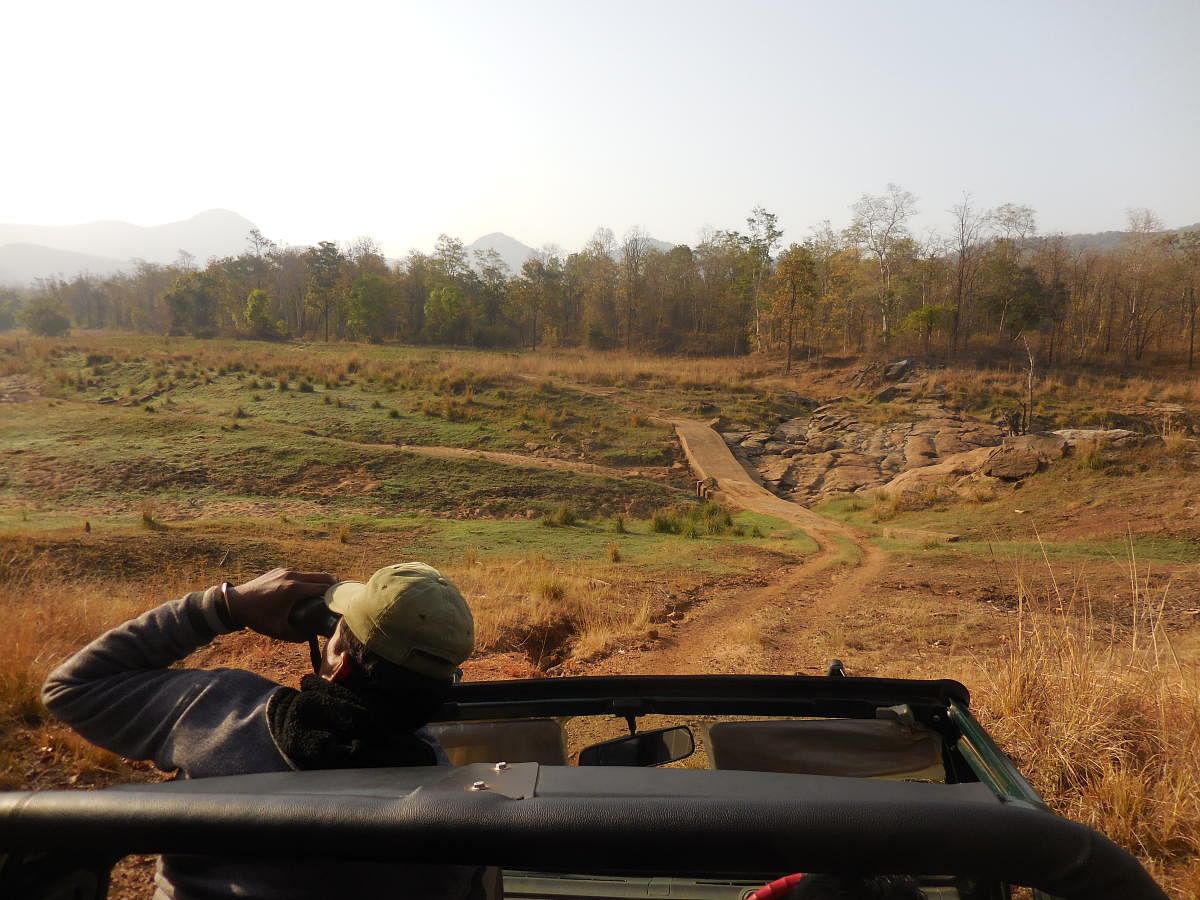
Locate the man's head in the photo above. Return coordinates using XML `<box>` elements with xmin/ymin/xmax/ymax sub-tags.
<box><xmin>317</xmin><ymin>562</ymin><xmax>474</xmax><ymax>694</ymax></box>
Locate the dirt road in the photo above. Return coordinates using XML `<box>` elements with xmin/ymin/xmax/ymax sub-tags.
<box><xmin>590</xmin><ymin>414</ymin><xmax>888</xmax><ymax>677</ymax></box>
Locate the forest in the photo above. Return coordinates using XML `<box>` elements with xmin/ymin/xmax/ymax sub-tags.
<box><xmin>4</xmin><ymin>185</ymin><xmax>1199</xmax><ymax>370</ymax></box>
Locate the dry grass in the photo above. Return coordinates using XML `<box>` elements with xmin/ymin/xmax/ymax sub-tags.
<box><xmin>974</xmin><ymin>548</ymin><xmax>1200</xmax><ymax>897</ymax></box>
<box><xmin>0</xmin><ymin>554</ymin><xmax>193</xmax><ymax>788</ymax></box>
<box><xmin>445</xmin><ymin>555</ymin><xmax>651</xmax><ymax>666</ymax></box>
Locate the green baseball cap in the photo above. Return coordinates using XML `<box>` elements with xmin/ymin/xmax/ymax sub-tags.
<box><xmin>324</xmin><ymin>562</ymin><xmax>475</xmax><ymax>679</ymax></box>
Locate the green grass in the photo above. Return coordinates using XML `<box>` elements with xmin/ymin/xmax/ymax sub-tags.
<box><xmin>24</xmin><ymin>338</ymin><xmax>677</xmax><ymax>466</ymax></box>
<box><xmin>0</xmin><ymin>400</ymin><xmax>679</xmax><ymax>520</ymax></box>
<box><xmin>401</xmin><ymin>510</ymin><xmax>815</xmax><ymax>574</ymax></box>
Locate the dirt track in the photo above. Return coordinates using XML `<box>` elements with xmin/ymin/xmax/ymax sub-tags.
<box><xmin>589</xmin><ymin>413</ymin><xmax>887</xmax><ymax>677</ymax></box>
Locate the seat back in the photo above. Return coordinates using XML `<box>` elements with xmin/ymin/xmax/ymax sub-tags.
<box><xmin>705</xmin><ymin>718</ymin><xmax>944</xmax><ymax>781</ymax></box>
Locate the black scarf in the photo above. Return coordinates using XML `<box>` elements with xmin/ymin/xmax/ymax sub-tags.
<box><xmin>269</xmin><ymin>675</ymin><xmax>438</xmax><ymax>770</ymax></box>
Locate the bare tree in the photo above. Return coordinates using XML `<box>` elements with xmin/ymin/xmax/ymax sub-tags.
<box><xmin>848</xmin><ymin>184</ymin><xmax>916</xmax><ymax>345</ymax></box>
<box><xmin>619</xmin><ymin>227</ymin><xmax>649</xmax><ymax>350</ymax></box>
<box><xmin>746</xmin><ymin>206</ymin><xmax>783</xmax><ymax>348</ymax></box>
<box><xmin>947</xmin><ymin>193</ymin><xmax>991</xmax><ymax>353</ymax></box>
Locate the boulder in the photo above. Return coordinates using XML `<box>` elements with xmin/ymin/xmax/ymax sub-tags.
<box><xmin>759</xmin><ymin>456</ymin><xmax>795</xmax><ymax>483</ymax></box>
<box><xmin>773</xmin><ymin>422</ymin><xmax>809</xmax><ymax>443</ymax></box>
<box><xmin>763</xmin><ymin>441</ymin><xmax>791</xmax><ymax>454</ymax></box>
<box><xmin>883</xmin><ymin>446</ymin><xmax>996</xmax><ymax>496</ymax></box>
<box><xmin>807</xmin><ymin>435</ymin><xmax>842</xmax><ymax>453</ymax></box>
<box><xmin>823</xmin><ymin>465</ymin><xmax>882</xmax><ymax>494</ymax></box>
<box><xmin>1053</xmin><ymin>428</ymin><xmax>1155</xmax><ymax>451</ymax></box>
<box><xmin>933</xmin><ymin>432</ymin><xmax>973</xmax><ymax>457</ymax></box>
<box><xmin>722</xmin><ymin>431</ymin><xmax>749</xmax><ymax>445</ymax></box>
<box><xmin>1004</xmin><ymin>432</ymin><xmax>1067</xmax><ymax>459</ymax></box>
<box><xmin>882</xmin><ymin>358</ymin><xmax>917</xmax><ymax>381</ymax></box>
<box><xmin>981</xmin><ymin>445</ymin><xmax>1042</xmax><ymax>480</ymax></box>
<box><xmin>903</xmin><ymin>434</ymin><xmax>937</xmax><ymax>468</ymax></box>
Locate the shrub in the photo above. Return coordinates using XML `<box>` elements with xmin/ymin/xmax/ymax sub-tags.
<box><xmin>1077</xmin><ymin>439</ymin><xmax>1106</xmax><ymax>471</ymax></box>
<box><xmin>651</xmin><ymin>502</ymin><xmax>736</xmax><ymax>538</ymax></box>
<box><xmin>21</xmin><ymin>299</ymin><xmax>70</xmax><ymax>337</ymax></box>
<box><xmin>607</xmin><ymin>542</ymin><xmax>621</xmax><ymax>563</ymax></box>
<box><xmin>872</xmin><ymin>490</ymin><xmax>900</xmax><ymax>522</ymax></box>
<box><xmin>276</xmin><ymin>375</ymin><xmax>289</xmax><ymax>392</ymax></box>
<box><xmin>651</xmin><ymin>510</ymin><xmax>681</xmax><ymax>534</ymax></box>
<box><xmin>298</xmin><ymin>380</ymin><xmax>315</xmax><ymax>393</ymax></box>
<box><xmin>1163</xmin><ymin>431</ymin><xmax>1191</xmax><ymax>459</ymax></box>
<box><xmin>609</xmin><ymin>515</ymin><xmax>627</xmax><ymax>534</ymax></box>
<box><xmin>541</xmin><ymin>504</ymin><xmax>579</xmax><ymax>528</ymax></box>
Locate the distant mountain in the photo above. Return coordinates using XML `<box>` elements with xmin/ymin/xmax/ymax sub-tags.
<box><xmin>0</xmin><ymin>244</ymin><xmax>129</xmax><ymax>284</ymax></box>
<box><xmin>0</xmin><ymin>209</ymin><xmax>258</xmax><ymax>284</ymax></box>
<box><xmin>465</xmin><ymin>231</ymin><xmax>681</xmax><ymax>273</ymax></box>
<box><xmin>1059</xmin><ymin>222</ymin><xmax>1199</xmax><ymax>253</ymax></box>
<box><xmin>645</xmin><ymin>237</ymin><xmax>678</xmax><ymax>253</ymax></box>
<box><xmin>466</xmin><ymin>232</ymin><xmax>538</xmax><ymax>274</ymax></box>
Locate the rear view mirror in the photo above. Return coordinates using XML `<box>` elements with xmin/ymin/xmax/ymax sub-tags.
<box><xmin>578</xmin><ymin>726</ymin><xmax>695</xmax><ymax>767</ymax></box>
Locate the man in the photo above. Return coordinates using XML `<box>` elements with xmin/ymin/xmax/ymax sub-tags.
<box><xmin>43</xmin><ymin>562</ymin><xmax>481</xmax><ymax>899</ymax></box>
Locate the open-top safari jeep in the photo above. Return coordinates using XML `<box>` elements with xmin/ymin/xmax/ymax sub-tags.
<box><xmin>0</xmin><ymin>673</ymin><xmax>1165</xmax><ymax>900</ymax></box>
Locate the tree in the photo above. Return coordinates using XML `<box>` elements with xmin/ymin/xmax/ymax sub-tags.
<box><xmin>1170</xmin><ymin>230</ymin><xmax>1200</xmax><ymax>368</ymax></box>
<box><xmin>21</xmin><ymin>297</ymin><xmax>71</xmax><ymax>336</ymax></box>
<box><xmin>901</xmin><ymin>304</ymin><xmax>953</xmax><ymax>354</ymax></box>
<box><xmin>242</xmin><ymin>289</ymin><xmax>286</xmax><ymax>341</ymax></box>
<box><xmin>947</xmin><ymin>193</ymin><xmax>991</xmax><ymax>352</ymax></box>
<box><xmin>578</xmin><ymin>228</ymin><xmax>620</xmax><ymax>349</ymax></box>
<box><xmin>161</xmin><ymin>272</ymin><xmax>218</xmax><ymax>337</ymax></box>
<box><xmin>304</xmin><ymin>241</ymin><xmax>344</xmax><ymax>342</ymax></box>
<box><xmin>1113</xmin><ymin>209</ymin><xmax>1169</xmax><ymax>363</ymax></box>
<box><xmin>848</xmin><ymin>184</ymin><xmax>917</xmax><ymax>345</ymax></box>
<box><xmin>345</xmin><ymin>273</ymin><xmax>394</xmax><ymax>342</ymax></box>
<box><xmin>423</xmin><ymin>284</ymin><xmax>470</xmax><ymax>344</ymax></box>
<box><xmin>619</xmin><ymin>228</ymin><xmax>649</xmax><ymax>350</ymax></box>
<box><xmin>508</xmin><ymin>252</ymin><xmax>565</xmax><ymax>349</ymax></box>
<box><xmin>770</xmin><ymin>244</ymin><xmax>817</xmax><ymax>373</ymax></box>
<box><xmin>746</xmin><ymin>206</ymin><xmax>783</xmax><ymax>348</ymax></box>
<box><xmin>0</xmin><ymin>290</ymin><xmax>19</xmax><ymax>331</ymax></box>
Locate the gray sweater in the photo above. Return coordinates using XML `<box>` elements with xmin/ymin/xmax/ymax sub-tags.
<box><xmin>42</xmin><ymin>586</ymin><xmax>479</xmax><ymax>899</ymax></box>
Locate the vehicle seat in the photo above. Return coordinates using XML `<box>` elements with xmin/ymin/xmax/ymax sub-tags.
<box><xmin>704</xmin><ymin>718</ymin><xmax>945</xmax><ymax>781</ymax></box>
<box><xmin>426</xmin><ymin>719</ymin><xmax>568</xmax><ymax>766</ymax></box>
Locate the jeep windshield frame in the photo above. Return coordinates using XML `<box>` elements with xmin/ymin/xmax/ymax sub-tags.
<box><xmin>0</xmin><ymin>675</ymin><xmax>1166</xmax><ymax>900</ymax></box>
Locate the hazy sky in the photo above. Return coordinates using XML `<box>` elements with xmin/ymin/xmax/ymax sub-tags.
<box><xmin>3</xmin><ymin>0</ymin><xmax>1198</xmax><ymax>255</ymax></box>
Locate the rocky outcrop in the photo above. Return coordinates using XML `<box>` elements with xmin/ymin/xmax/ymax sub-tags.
<box><xmin>724</xmin><ymin>403</ymin><xmax>1005</xmax><ymax>504</ymax></box>
<box><xmin>723</xmin><ymin>381</ymin><xmax>1183</xmax><ymax>506</ymax></box>
<box><xmin>1053</xmin><ymin>428</ymin><xmax>1158</xmax><ymax>450</ymax></box>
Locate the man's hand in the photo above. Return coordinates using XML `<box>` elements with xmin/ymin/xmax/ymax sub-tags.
<box><xmin>225</xmin><ymin>568</ymin><xmax>337</xmax><ymax>641</ymax></box>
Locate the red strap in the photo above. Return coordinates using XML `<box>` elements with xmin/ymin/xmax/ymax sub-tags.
<box><xmin>748</xmin><ymin>872</ymin><xmax>806</xmax><ymax>899</ymax></box>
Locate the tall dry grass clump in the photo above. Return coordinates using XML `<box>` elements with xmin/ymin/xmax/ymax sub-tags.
<box><xmin>0</xmin><ymin>552</ymin><xmax>214</xmax><ymax>728</ymax></box>
<box><xmin>974</xmin><ymin>553</ymin><xmax>1200</xmax><ymax>896</ymax></box>
<box><xmin>445</xmin><ymin>555</ymin><xmax>651</xmax><ymax>667</ymax></box>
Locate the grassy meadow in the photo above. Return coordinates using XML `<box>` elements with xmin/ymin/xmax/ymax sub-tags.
<box><xmin>2</xmin><ymin>331</ymin><xmax>1200</xmax><ymax>895</ymax></box>
<box><xmin>0</xmin><ymin>332</ymin><xmax>814</xmax><ymax>790</ymax></box>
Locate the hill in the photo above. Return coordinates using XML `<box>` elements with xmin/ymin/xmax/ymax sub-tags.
<box><xmin>0</xmin><ymin>210</ymin><xmax>257</xmax><ymax>284</ymax></box>
<box><xmin>466</xmin><ymin>231</ymin><xmax>680</xmax><ymax>273</ymax></box>
<box><xmin>0</xmin><ymin>243</ymin><xmax>129</xmax><ymax>284</ymax></box>
<box><xmin>466</xmin><ymin>232</ymin><xmax>538</xmax><ymax>273</ymax></box>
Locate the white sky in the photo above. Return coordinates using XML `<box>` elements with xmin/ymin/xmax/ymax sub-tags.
<box><xmin>2</xmin><ymin>0</ymin><xmax>1198</xmax><ymax>255</ymax></box>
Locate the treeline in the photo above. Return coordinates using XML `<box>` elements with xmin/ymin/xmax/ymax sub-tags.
<box><xmin>3</xmin><ymin>187</ymin><xmax>1198</xmax><ymax>368</ymax></box>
